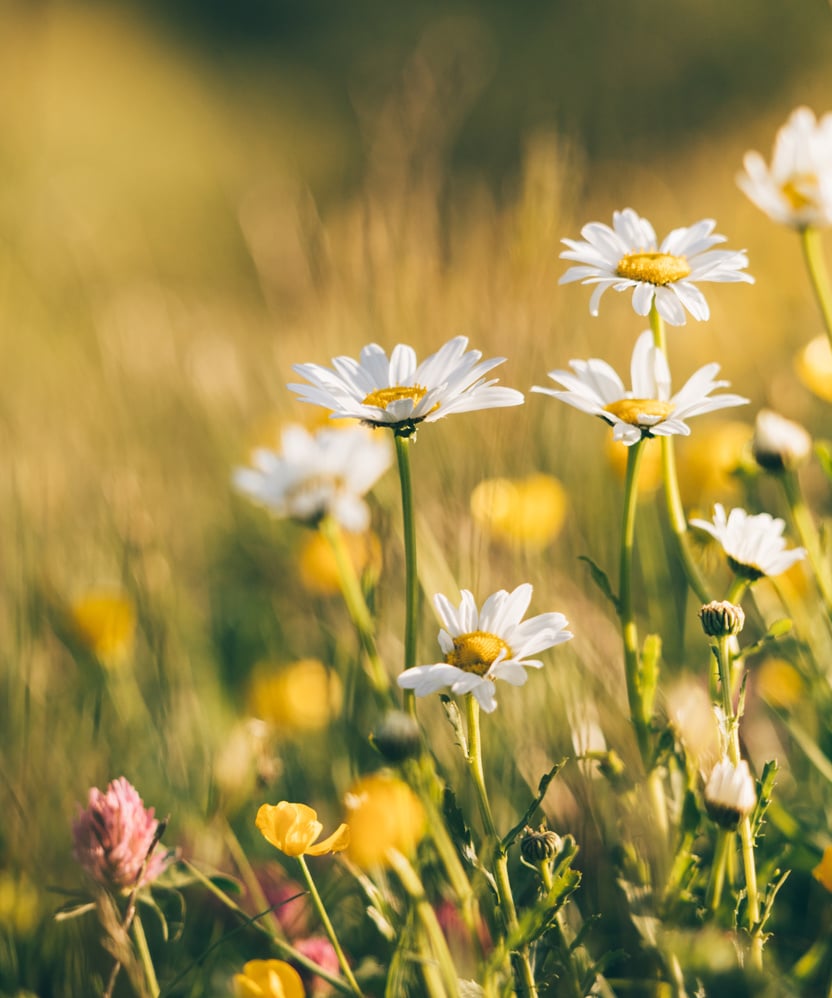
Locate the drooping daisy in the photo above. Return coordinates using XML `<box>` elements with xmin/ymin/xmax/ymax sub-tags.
<box><xmin>531</xmin><ymin>330</ymin><xmax>748</xmax><ymax>446</ymax></box>
<box><xmin>690</xmin><ymin>503</ymin><xmax>806</xmax><ymax>581</ymax></box>
<box><xmin>233</xmin><ymin>423</ymin><xmax>392</xmax><ymax>531</ymax></box>
<box><xmin>397</xmin><ymin>584</ymin><xmax>572</xmax><ymax>713</ymax></box>
<box><xmin>288</xmin><ymin>336</ymin><xmax>524</xmax><ymax>437</ymax></box>
<box><xmin>737</xmin><ymin>107</ymin><xmax>832</xmax><ymax>229</ymax></box>
<box><xmin>704</xmin><ymin>757</ymin><xmax>757</xmax><ymax>830</ymax></box>
<box><xmin>559</xmin><ymin>208</ymin><xmax>753</xmax><ymax>326</ymax></box>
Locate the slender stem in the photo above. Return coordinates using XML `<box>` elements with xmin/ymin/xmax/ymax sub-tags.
<box><xmin>465</xmin><ymin>696</ymin><xmax>538</xmax><ymax>997</ymax></box>
<box><xmin>223</xmin><ymin>818</ymin><xmax>286</xmax><ymax>940</ymax></box>
<box><xmin>319</xmin><ymin>515</ymin><xmax>391</xmax><ymax>696</ymax></box>
<box><xmin>740</xmin><ymin>817</ymin><xmax>763</xmax><ymax>970</ymax></box>
<box><xmin>649</xmin><ymin>306</ymin><xmax>711</xmax><ymax>604</ymax></box>
<box><xmin>297</xmin><ymin>855</ymin><xmax>363</xmax><ymax>997</ymax></box>
<box><xmin>800</xmin><ymin>226</ymin><xmax>832</xmax><ymax>349</ymax></box>
<box><xmin>538</xmin><ymin>863</ymin><xmax>583</xmax><ymax>998</ymax></box>
<box><xmin>705</xmin><ymin>828</ymin><xmax>731</xmax><ymax>911</ymax></box>
<box><xmin>132</xmin><ymin>911</ymin><xmax>160</xmax><ymax>998</ymax></box>
<box><xmin>394</xmin><ymin>435</ymin><xmax>419</xmax><ymax>714</ymax></box>
<box><xmin>715</xmin><ymin>636</ymin><xmax>740</xmax><ymax>764</ymax></box>
<box><xmin>781</xmin><ymin>470</ymin><xmax>832</xmax><ymax>615</ymax></box>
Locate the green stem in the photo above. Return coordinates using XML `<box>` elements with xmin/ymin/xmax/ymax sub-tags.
<box><xmin>297</xmin><ymin>855</ymin><xmax>363</xmax><ymax>997</ymax></box>
<box><xmin>395</xmin><ymin>434</ymin><xmax>419</xmax><ymax>714</ymax></box>
<box><xmin>781</xmin><ymin>470</ymin><xmax>832</xmax><ymax>615</ymax></box>
<box><xmin>649</xmin><ymin>306</ymin><xmax>711</xmax><ymax>604</ymax></box>
<box><xmin>319</xmin><ymin>515</ymin><xmax>391</xmax><ymax>696</ymax></box>
<box><xmin>465</xmin><ymin>696</ymin><xmax>538</xmax><ymax>997</ymax></box>
<box><xmin>800</xmin><ymin>226</ymin><xmax>832</xmax><ymax>349</ymax></box>
<box><xmin>619</xmin><ymin>438</ymin><xmax>650</xmax><ymax>761</ymax></box>
<box><xmin>132</xmin><ymin>910</ymin><xmax>160</xmax><ymax>998</ymax></box>
<box><xmin>715</xmin><ymin>635</ymin><xmax>740</xmax><ymax>765</ymax></box>
<box><xmin>739</xmin><ymin>817</ymin><xmax>763</xmax><ymax>971</ymax></box>
<box><xmin>538</xmin><ymin>863</ymin><xmax>583</xmax><ymax>998</ymax></box>
<box><xmin>222</xmin><ymin>818</ymin><xmax>286</xmax><ymax>939</ymax></box>
<box><xmin>705</xmin><ymin>828</ymin><xmax>731</xmax><ymax>911</ymax></box>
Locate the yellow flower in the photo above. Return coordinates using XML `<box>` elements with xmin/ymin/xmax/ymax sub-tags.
<box><xmin>605</xmin><ymin>437</ymin><xmax>662</xmax><ymax>493</ymax></box>
<box><xmin>756</xmin><ymin>657</ymin><xmax>805</xmax><ymax>710</ymax></box>
<box><xmin>676</xmin><ymin>420</ymin><xmax>753</xmax><ymax>505</ymax></box>
<box><xmin>343</xmin><ymin>773</ymin><xmax>425</xmax><ymax>869</ymax></box>
<box><xmin>70</xmin><ymin>589</ymin><xmax>136</xmax><ymax>665</ymax></box>
<box><xmin>233</xmin><ymin>959</ymin><xmax>305</xmax><ymax>998</ymax></box>
<box><xmin>298</xmin><ymin>530</ymin><xmax>382</xmax><ymax>596</ymax></box>
<box><xmin>813</xmin><ymin>846</ymin><xmax>832</xmax><ymax>893</ymax></box>
<box><xmin>256</xmin><ymin>802</ymin><xmax>350</xmax><ymax>857</ymax></box>
<box><xmin>470</xmin><ymin>474</ymin><xmax>567</xmax><ymax>548</ymax></box>
<box><xmin>795</xmin><ymin>335</ymin><xmax>832</xmax><ymax>403</ymax></box>
<box><xmin>247</xmin><ymin>660</ymin><xmax>343</xmax><ymax>733</ymax></box>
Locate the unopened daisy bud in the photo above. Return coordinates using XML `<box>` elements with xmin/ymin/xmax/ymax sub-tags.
<box><xmin>704</xmin><ymin>758</ymin><xmax>757</xmax><ymax>829</ymax></box>
<box><xmin>520</xmin><ymin>824</ymin><xmax>562</xmax><ymax>864</ymax></box>
<box><xmin>699</xmin><ymin>600</ymin><xmax>745</xmax><ymax>638</ymax></box>
<box><xmin>752</xmin><ymin>409</ymin><xmax>812</xmax><ymax>472</ymax></box>
<box><xmin>370</xmin><ymin>710</ymin><xmax>423</xmax><ymax>763</ymax></box>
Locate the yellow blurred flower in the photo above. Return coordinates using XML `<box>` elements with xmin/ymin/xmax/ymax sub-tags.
<box><xmin>233</xmin><ymin>959</ymin><xmax>305</xmax><ymax>998</ymax></box>
<box><xmin>756</xmin><ymin>657</ymin><xmax>805</xmax><ymax>710</ymax></box>
<box><xmin>470</xmin><ymin>473</ymin><xmax>567</xmax><ymax>548</ymax></box>
<box><xmin>676</xmin><ymin>420</ymin><xmax>752</xmax><ymax>505</ymax></box>
<box><xmin>0</xmin><ymin>873</ymin><xmax>39</xmax><ymax>936</ymax></box>
<box><xmin>813</xmin><ymin>846</ymin><xmax>832</xmax><ymax>893</ymax></box>
<box><xmin>298</xmin><ymin>530</ymin><xmax>382</xmax><ymax>596</ymax></box>
<box><xmin>795</xmin><ymin>335</ymin><xmax>832</xmax><ymax>403</ymax></box>
<box><xmin>605</xmin><ymin>437</ymin><xmax>662</xmax><ymax>493</ymax></box>
<box><xmin>247</xmin><ymin>660</ymin><xmax>342</xmax><ymax>734</ymax></box>
<box><xmin>70</xmin><ymin>589</ymin><xmax>136</xmax><ymax>665</ymax></box>
<box><xmin>343</xmin><ymin>773</ymin><xmax>425</xmax><ymax>869</ymax></box>
<box><xmin>256</xmin><ymin>801</ymin><xmax>350</xmax><ymax>858</ymax></box>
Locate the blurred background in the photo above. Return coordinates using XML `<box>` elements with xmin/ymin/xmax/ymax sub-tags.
<box><xmin>3</xmin><ymin>0</ymin><xmax>832</xmax><ymax>992</ymax></box>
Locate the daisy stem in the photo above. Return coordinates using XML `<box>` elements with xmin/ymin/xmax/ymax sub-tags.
<box><xmin>649</xmin><ymin>305</ymin><xmax>711</xmax><ymax>605</ymax></box>
<box><xmin>465</xmin><ymin>695</ymin><xmax>538</xmax><ymax>997</ymax></box>
<box><xmin>781</xmin><ymin>469</ymin><xmax>832</xmax><ymax>615</ymax></box>
<box><xmin>705</xmin><ymin>827</ymin><xmax>731</xmax><ymax>911</ymax></box>
<box><xmin>296</xmin><ymin>854</ymin><xmax>364</xmax><ymax>997</ymax></box>
<box><xmin>394</xmin><ymin>434</ymin><xmax>419</xmax><ymax>714</ymax></box>
<box><xmin>319</xmin><ymin>515</ymin><xmax>391</xmax><ymax>697</ymax></box>
<box><xmin>800</xmin><ymin>226</ymin><xmax>832</xmax><ymax>350</ymax></box>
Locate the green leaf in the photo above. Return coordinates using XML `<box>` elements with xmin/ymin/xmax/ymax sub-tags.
<box><xmin>578</xmin><ymin>555</ymin><xmax>620</xmax><ymax>613</ymax></box>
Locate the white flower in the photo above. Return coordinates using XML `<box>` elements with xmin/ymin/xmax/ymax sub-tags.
<box><xmin>397</xmin><ymin>584</ymin><xmax>572</xmax><ymax>713</ymax></box>
<box><xmin>752</xmin><ymin>409</ymin><xmax>812</xmax><ymax>472</ymax></box>
<box><xmin>233</xmin><ymin>423</ymin><xmax>392</xmax><ymax>531</ymax></box>
<box><xmin>288</xmin><ymin>336</ymin><xmax>524</xmax><ymax>437</ymax></box>
<box><xmin>559</xmin><ymin>208</ymin><xmax>753</xmax><ymax>326</ymax></box>
<box><xmin>704</xmin><ymin>757</ymin><xmax>757</xmax><ymax>829</ymax></box>
<box><xmin>738</xmin><ymin>107</ymin><xmax>832</xmax><ymax>229</ymax></box>
<box><xmin>531</xmin><ymin>330</ymin><xmax>748</xmax><ymax>446</ymax></box>
<box><xmin>690</xmin><ymin>503</ymin><xmax>806</xmax><ymax>581</ymax></box>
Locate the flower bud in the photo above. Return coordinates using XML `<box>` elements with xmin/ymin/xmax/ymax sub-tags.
<box><xmin>520</xmin><ymin>824</ymin><xmax>562</xmax><ymax>864</ymax></box>
<box><xmin>752</xmin><ymin>409</ymin><xmax>812</xmax><ymax>472</ymax></box>
<box><xmin>370</xmin><ymin>710</ymin><xmax>423</xmax><ymax>763</ymax></box>
<box><xmin>699</xmin><ymin>600</ymin><xmax>745</xmax><ymax>638</ymax></box>
<box><xmin>704</xmin><ymin>758</ymin><xmax>757</xmax><ymax>829</ymax></box>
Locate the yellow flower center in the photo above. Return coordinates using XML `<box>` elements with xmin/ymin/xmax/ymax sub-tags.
<box><xmin>782</xmin><ymin>174</ymin><xmax>818</xmax><ymax>211</ymax></box>
<box><xmin>362</xmin><ymin>385</ymin><xmax>428</xmax><ymax>409</ymax></box>
<box><xmin>604</xmin><ymin>398</ymin><xmax>674</xmax><ymax>426</ymax></box>
<box><xmin>446</xmin><ymin>631</ymin><xmax>511</xmax><ymax>676</ymax></box>
<box><xmin>615</xmin><ymin>252</ymin><xmax>691</xmax><ymax>286</ymax></box>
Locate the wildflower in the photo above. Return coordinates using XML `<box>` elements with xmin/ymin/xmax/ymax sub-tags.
<box><xmin>559</xmin><ymin>208</ymin><xmax>752</xmax><ymax>325</ymax></box>
<box><xmin>737</xmin><ymin>107</ymin><xmax>832</xmax><ymax>229</ymax></box>
<box><xmin>298</xmin><ymin>529</ymin><xmax>382</xmax><ymax>596</ymax></box>
<box><xmin>233</xmin><ymin>959</ymin><xmax>305</xmax><ymax>998</ymax></box>
<box><xmin>699</xmin><ymin>600</ymin><xmax>745</xmax><ymax>638</ymax></box>
<box><xmin>248</xmin><ymin>660</ymin><xmax>343</xmax><ymax>734</ymax></box>
<box><xmin>469</xmin><ymin>473</ymin><xmax>567</xmax><ymax>548</ymax></box>
<box><xmin>397</xmin><ymin>583</ymin><xmax>572</xmax><ymax>713</ymax></box>
<box><xmin>72</xmin><ymin>777</ymin><xmax>170</xmax><ymax>891</ymax></box>
<box><xmin>704</xmin><ymin>758</ymin><xmax>757</xmax><ymax>829</ymax></box>
<box><xmin>520</xmin><ymin>825</ymin><xmax>563</xmax><ymax>864</ymax></box>
<box><xmin>532</xmin><ymin>330</ymin><xmax>748</xmax><ymax>446</ymax></box>
<box><xmin>70</xmin><ymin>589</ymin><xmax>136</xmax><ymax>665</ymax></box>
<box><xmin>342</xmin><ymin>773</ymin><xmax>425</xmax><ymax>869</ymax></box>
<box><xmin>233</xmin><ymin>423</ymin><xmax>392</xmax><ymax>531</ymax></box>
<box><xmin>690</xmin><ymin>503</ymin><xmax>806</xmax><ymax>581</ymax></box>
<box><xmin>813</xmin><ymin>846</ymin><xmax>832</xmax><ymax>893</ymax></box>
<box><xmin>752</xmin><ymin>409</ymin><xmax>812</xmax><ymax>472</ymax></box>
<box><xmin>256</xmin><ymin>802</ymin><xmax>349</xmax><ymax>858</ymax></box>
<box><xmin>288</xmin><ymin>337</ymin><xmax>524</xmax><ymax>438</ymax></box>
<box><xmin>795</xmin><ymin>335</ymin><xmax>832</xmax><ymax>402</ymax></box>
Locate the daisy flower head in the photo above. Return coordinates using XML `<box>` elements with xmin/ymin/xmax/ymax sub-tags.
<box><xmin>704</xmin><ymin>757</ymin><xmax>757</xmax><ymax>830</ymax></box>
<box><xmin>690</xmin><ymin>503</ymin><xmax>806</xmax><ymax>581</ymax></box>
<box><xmin>559</xmin><ymin>208</ymin><xmax>753</xmax><ymax>326</ymax></box>
<box><xmin>531</xmin><ymin>330</ymin><xmax>748</xmax><ymax>446</ymax></box>
<box><xmin>288</xmin><ymin>336</ymin><xmax>524</xmax><ymax>438</ymax></box>
<box><xmin>233</xmin><ymin>422</ymin><xmax>392</xmax><ymax>532</ymax></box>
<box><xmin>738</xmin><ymin>107</ymin><xmax>832</xmax><ymax>229</ymax></box>
<box><xmin>397</xmin><ymin>583</ymin><xmax>572</xmax><ymax>713</ymax></box>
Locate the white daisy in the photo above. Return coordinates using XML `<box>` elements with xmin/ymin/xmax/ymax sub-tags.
<box><xmin>752</xmin><ymin>408</ymin><xmax>813</xmax><ymax>472</ymax></box>
<box><xmin>288</xmin><ymin>336</ymin><xmax>524</xmax><ymax>437</ymax></box>
<box><xmin>704</xmin><ymin>757</ymin><xmax>757</xmax><ymax>829</ymax></box>
<box><xmin>233</xmin><ymin>423</ymin><xmax>392</xmax><ymax>531</ymax></box>
<box><xmin>531</xmin><ymin>330</ymin><xmax>748</xmax><ymax>446</ymax></box>
<box><xmin>397</xmin><ymin>584</ymin><xmax>572</xmax><ymax>713</ymax></box>
<box><xmin>738</xmin><ymin>107</ymin><xmax>832</xmax><ymax>229</ymax></box>
<box><xmin>690</xmin><ymin>503</ymin><xmax>806</xmax><ymax>581</ymax></box>
<box><xmin>559</xmin><ymin>208</ymin><xmax>753</xmax><ymax>326</ymax></box>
